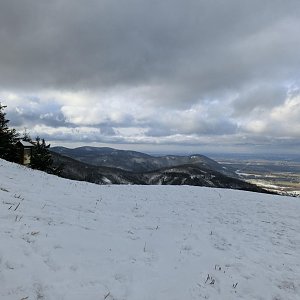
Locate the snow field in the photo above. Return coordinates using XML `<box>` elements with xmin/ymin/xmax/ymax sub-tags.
<box><xmin>0</xmin><ymin>159</ymin><xmax>300</xmax><ymax>300</ymax></box>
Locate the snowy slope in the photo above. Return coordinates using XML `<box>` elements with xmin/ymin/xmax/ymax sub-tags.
<box><xmin>1</xmin><ymin>159</ymin><xmax>300</xmax><ymax>300</ymax></box>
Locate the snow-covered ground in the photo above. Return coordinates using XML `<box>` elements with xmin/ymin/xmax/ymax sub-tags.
<box><xmin>1</xmin><ymin>159</ymin><xmax>300</xmax><ymax>300</ymax></box>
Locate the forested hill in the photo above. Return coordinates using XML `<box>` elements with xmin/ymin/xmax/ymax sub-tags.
<box><xmin>51</xmin><ymin>151</ymin><xmax>270</xmax><ymax>194</ymax></box>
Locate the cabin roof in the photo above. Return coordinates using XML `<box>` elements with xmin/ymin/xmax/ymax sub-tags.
<box><xmin>17</xmin><ymin>141</ymin><xmax>35</xmax><ymax>147</ymax></box>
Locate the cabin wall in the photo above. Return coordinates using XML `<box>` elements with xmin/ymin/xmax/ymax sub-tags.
<box><xmin>23</xmin><ymin>148</ymin><xmax>32</xmax><ymax>165</ymax></box>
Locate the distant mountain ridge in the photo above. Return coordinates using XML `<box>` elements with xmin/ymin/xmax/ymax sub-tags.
<box><xmin>51</xmin><ymin>146</ymin><xmax>237</xmax><ymax>178</ymax></box>
<box><xmin>50</xmin><ymin>147</ymin><xmax>271</xmax><ymax>194</ymax></box>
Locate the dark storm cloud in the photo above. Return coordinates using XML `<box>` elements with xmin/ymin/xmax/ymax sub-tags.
<box><xmin>8</xmin><ymin>100</ymin><xmax>68</xmax><ymax>128</ymax></box>
<box><xmin>232</xmin><ymin>84</ymin><xmax>287</xmax><ymax>116</ymax></box>
<box><xmin>99</xmin><ymin>126</ymin><xmax>116</xmax><ymax>136</ymax></box>
<box><xmin>9</xmin><ymin>110</ymin><xmax>64</xmax><ymax>128</ymax></box>
<box><xmin>145</xmin><ymin>116</ymin><xmax>238</xmax><ymax>137</ymax></box>
<box><xmin>1</xmin><ymin>0</ymin><xmax>299</xmax><ymax>98</ymax></box>
<box><xmin>146</xmin><ymin>127</ymin><xmax>171</xmax><ymax>138</ymax></box>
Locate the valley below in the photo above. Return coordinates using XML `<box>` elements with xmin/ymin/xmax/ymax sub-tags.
<box><xmin>215</xmin><ymin>157</ymin><xmax>300</xmax><ymax>197</ymax></box>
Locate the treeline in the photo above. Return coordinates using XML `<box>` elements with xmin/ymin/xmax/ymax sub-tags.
<box><xmin>0</xmin><ymin>103</ymin><xmax>62</xmax><ymax>175</ymax></box>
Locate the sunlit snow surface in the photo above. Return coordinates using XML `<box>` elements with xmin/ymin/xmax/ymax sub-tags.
<box><xmin>1</xmin><ymin>159</ymin><xmax>300</xmax><ymax>300</ymax></box>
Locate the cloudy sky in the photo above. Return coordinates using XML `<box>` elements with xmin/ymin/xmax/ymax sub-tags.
<box><xmin>1</xmin><ymin>0</ymin><xmax>300</xmax><ymax>154</ymax></box>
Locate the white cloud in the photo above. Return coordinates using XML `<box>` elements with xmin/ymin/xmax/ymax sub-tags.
<box><xmin>240</xmin><ymin>91</ymin><xmax>300</xmax><ymax>138</ymax></box>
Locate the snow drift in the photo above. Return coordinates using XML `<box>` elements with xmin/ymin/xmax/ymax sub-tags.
<box><xmin>0</xmin><ymin>159</ymin><xmax>299</xmax><ymax>300</ymax></box>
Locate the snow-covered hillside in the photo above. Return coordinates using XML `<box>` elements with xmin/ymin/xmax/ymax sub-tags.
<box><xmin>1</xmin><ymin>159</ymin><xmax>300</xmax><ymax>300</ymax></box>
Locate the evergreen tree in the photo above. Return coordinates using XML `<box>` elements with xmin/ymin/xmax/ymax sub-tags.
<box><xmin>0</xmin><ymin>103</ymin><xmax>19</xmax><ymax>162</ymax></box>
<box><xmin>1</xmin><ymin>103</ymin><xmax>63</xmax><ymax>175</ymax></box>
<box><xmin>21</xmin><ymin>128</ymin><xmax>32</xmax><ymax>142</ymax></box>
<box><xmin>30</xmin><ymin>137</ymin><xmax>54</xmax><ymax>172</ymax></box>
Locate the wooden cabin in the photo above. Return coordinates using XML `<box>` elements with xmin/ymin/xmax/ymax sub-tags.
<box><xmin>16</xmin><ymin>141</ymin><xmax>35</xmax><ymax>165</ymax></box>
